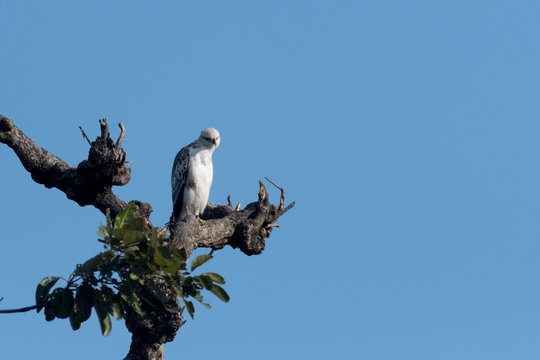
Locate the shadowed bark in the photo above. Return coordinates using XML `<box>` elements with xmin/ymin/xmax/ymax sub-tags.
<box><xmin>0</xmin><ymin>114</ymin><xmax>294</xmax><ymax>360</ymax></box>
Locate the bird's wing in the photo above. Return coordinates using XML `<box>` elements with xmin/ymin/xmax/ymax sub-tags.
<box><xmin>171</xmin><ymin>144</ymin><xmax>191</xmax><ymax>220</ymax></box>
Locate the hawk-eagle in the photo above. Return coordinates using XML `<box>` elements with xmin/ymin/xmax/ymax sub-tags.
<box><xmin>171</xmin><ymin>128</ymin><xmax>220</xmax><ymax>222</ymax></box>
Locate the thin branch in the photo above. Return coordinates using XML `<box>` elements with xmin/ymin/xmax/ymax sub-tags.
<box><xmin>281</xmin><ymin>201</ymin><xmax>295</xmax><ymax>215</ymax></box>
<box><xmin>115</xmin><ymin>122</ymin><xmax>126</xmax><ymax>155</ymax></box>
<box><xmin>227</xmin><ymin>194</ymin><xmax>232</xmax><ymax>208</ymax></box>
<box><xmin>264</xmin><ymin>176</ymin><xmax>282</xmax><ymax>191</ymax></box>
<box><xmin>264</xmin><ymin>176</ymin><xmax>285</xmax><ymax>210</ymax></box>
<box><xmin>78</xmin><ymin>126</ymin><xmax>91</xmax><ymax>145</ymax></box>
<box><xmin>0</xmin><ymin>304</ymin><xmax>38</xmax><ymax>314</ymax></box>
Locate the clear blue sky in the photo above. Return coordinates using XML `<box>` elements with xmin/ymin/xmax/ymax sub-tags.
<box><xmin>1</xmin><ymin>1</ymin><xmax>540</xmax><ymax>359</ymax></box>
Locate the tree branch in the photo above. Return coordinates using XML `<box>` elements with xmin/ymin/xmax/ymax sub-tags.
<box><xmin>0</xmin><ymin>305</ymin><xmax>38</xmax><ymax>314</ymax></box>
<box><xmin>0</xmin><ymin>298</ymin><xmax>38</xmax><ymax>314</ymax></box>
<box><xmin>0</xmin><ymin>115</ymin><xmax>151</xmax><ymax>220</ymax></box>
<box><xmin>171</xmin><ymin>181</ymin><xmax>295</xmax><ymax>257</ymax></box>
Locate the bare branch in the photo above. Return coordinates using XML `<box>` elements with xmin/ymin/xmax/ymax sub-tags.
<box><xmin>78</xmin><ymin>126</ymin><xmax>91</xmax><ymax>145</ymax></box>
<box><xmin>0</xmin><ymin>115</ymin><xmax>151</xmax><ymax>220</ymax></box>
<box><xmin>281</xmin><ymin>201</ymin><xmax>295</xmax><ymax>215</ymax></box>
<box><xmin>115</xmin><ymin>122</ymin><xmax>126</xmax><ymax>156</ymax></box>
<box><xmin>264</xmin><ymin>176</ymin><xmax>285</xmax><ymax>210</ymax></box>
<box><xmin>0</xmin><ymin>304</ymin><xmax>38</xmax><ymax>314</ymax></box>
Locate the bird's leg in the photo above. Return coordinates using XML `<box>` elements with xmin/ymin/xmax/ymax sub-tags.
<box><xmin>197</xmin><ymin>215</ymin><xmax>206</xmax><ymax>225</ymax></box>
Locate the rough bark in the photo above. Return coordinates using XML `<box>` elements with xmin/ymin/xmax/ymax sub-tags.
<box><xmin>0</xmin><ymin>115</ymin><xmax>152</xmax><ymax>220</ymax></box>
<box><xmin>123</xmin><ymin>284</ymin><xmax>183</xmax><ymax>360</ymax></box>
<box><xmin>172</xmin><ymin>183</ymin><xmax>294</xmax><ymax>257</ymax></box>
<box><xmin>0</xmin><ymin>114</ymin><xmax>294</xmax><ymax>360</ymax></box>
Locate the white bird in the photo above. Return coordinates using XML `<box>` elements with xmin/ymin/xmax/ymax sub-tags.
<box><xmin>171</xmin><ymin>128</ymin><xmax>220</xmax><ymax>223</ymax></box>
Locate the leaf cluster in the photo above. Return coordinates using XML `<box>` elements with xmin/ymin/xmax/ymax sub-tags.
<box><xmin>35</xmin><ymin>202</ymin><xmax>229</xmax><ymax>336</ymax></box>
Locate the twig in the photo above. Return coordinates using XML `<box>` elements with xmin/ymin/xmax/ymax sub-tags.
<box><xmin>115</xmin><ymin>122</ymin><xmax>126</xmax><ymax>155</ymax></box>
<box><xmin>235</xmin><ymin>202</ymin><xmax>241</xmax><ymax>211</ymax></box>
<box><xmin>117</xmin><ymin>149</ymin><xmax>127</xmax><ymax>165</ymax></box>
<box><xmin>264</xmin><ymin>176</ymin><xmax>282</xmax><ymax>191</ymax></box>
<box><xmin>258</xmin><ymin>181</ymin><xmax>268</xmax><ymax>203</ymax></box>
<box><xmin>267</xmin><ymin>224</ymin><xmax>280</xmax><ymax>228</ymax></box>
<box><xmin>281</xmin><ymin>201</ymin><xmax>295</xmax><ymax>215</ymax></box>
<box><xmin>0</xmin><ymin>304</ymin><xmax>38</xmax><ymax>314</ymax></box>
<box><xmin>227</xmin><ymin>194</ymin><xmax>232</xmax><ymax>208</ymax></box>
<box><xmin>264</xmin><ymin>177</ymin><xmax>285</xmax><ymax>210</ymax></box>
<box><xmin>78</xmin><ymin>126</ymin><xmax>91</xmax><ymax>145</ymax></box>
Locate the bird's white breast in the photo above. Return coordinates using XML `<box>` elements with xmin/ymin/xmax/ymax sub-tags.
<box><xmin>182</xmin><ymin>147</ymin><xmax>214</xmax><ymax>217</ymax></box>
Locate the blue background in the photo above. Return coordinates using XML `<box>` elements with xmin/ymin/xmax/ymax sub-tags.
<box><xmin>1</xmin><ymin>1</ymin><xmax>540</xmax><ymax>359</ymax></box>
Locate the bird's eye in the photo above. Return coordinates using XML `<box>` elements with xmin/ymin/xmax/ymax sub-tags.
<box><xmin>204</xmin><ymin>137</ymin><xmax>211</xmax><ymax>141</ymax></box>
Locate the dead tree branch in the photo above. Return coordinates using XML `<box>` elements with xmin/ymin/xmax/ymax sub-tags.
<box><xmin>0</xmin><ymin>115</ymin><xmax>151</xmax><ymax>220</ymax></box>
<box><xmin>171</xmin><ymin>181</ymin><xmax>295</xmax><ymax>257</ymax></box>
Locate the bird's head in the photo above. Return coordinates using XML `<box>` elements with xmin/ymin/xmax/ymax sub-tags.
<box><xmin>199</xmin><ymin>128</ymin><xmax>221</xmax><ymax>148</ymax></box>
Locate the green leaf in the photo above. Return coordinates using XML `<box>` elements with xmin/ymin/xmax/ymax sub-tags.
<box><xmin>56</xmin><ymin>289</ymin><xmax>74</xmax><ymax>319</ymax></box>
<box><xmin>176</xmin><ymin>248</ymin><xmax>188</xmax><ymax>264</ymax></box>
<box><xmin>190</xmin><ymin>254</ymin><xmax>213</xmax><ymax>272</ymax></box>
<box><xmin>95</xmin><ymin>308</ymin><xmax>112</xmax><ymax>337</ymax></box>
<box><xmin>118</xmin><ymin>279</ymin><xmax>144</xmax><ymax>316</ymax></box>
<box><xmin>94</xmin><ymin>291</ymin><xmax>112</xmax><ymax>337</ymax></box>
<box><xmin>44</xmin><ymin>301</ymin><xmax>55</xmax><ymax>322</ymax></box>
<box><xmin>184</xmin><ymin>300</ymin><xmax>195</xmax><ymax>319</ymax></box>
<box><xmin>122</xmin><ymin>230</ymin><xmax>145</xmax><ymax>246</ymax></box>
<box><xmin>194</xmin><ymin>275</ymin><xmax>214</xmax><ymax>290</ymax></box>
<box><xmin>154</xmin><ymin>245</ymin><xmax>182</xmax><ymax>274</ymax></box>
<box><xmin>110</xmin><ymin>296</ymin><xmax>124</xmax><ymax>320</ymax></box>
<box><xmin>147</xmin><ymin>281</ymin><xmax>177</xmax><ymax>311</ymax></box>
<box><xmin>124</xmin><ymin>217</ymin><xmax>147</xmax><ymax>233</ymax></box>
<box><xmin>35</xmin><ymin>276</ymin><xmax>60</xmax><ymax>311</ymax></box>
<box><xmin>120</xmin><ymin>291</ymin><xmax>145</xmax><ymax>316</ymax></box>
<box><xmin>78</xmin><ymin>253</ymin><xmax>105</xmax><ymax>275</ymax></box>
<box><xmin>74</xmin><ymin>282</ymin><xmax>94</xmax><ymax>323</ymax></box>
<box><xmin>171</xmin><ymin>282</ymin><xmax>183</xmax><ymax>297</ymax></box>
<box><xmin>69</xmin><ymin>311</ymin><xmax>82</xmax><ymax>330</ymax></box>
<box><xmin>114</xmin><ymin>201</ymin><xmax>136</xmax><ymax>231</ymax></box>
<box><xmin>201</xmin><ymin>272</ymin><xmax>226</xmax><ymax>285</ymax></box>
<box><xmin>209</xmin><ymin>284</ymin><xmax>230</xmax><ymax>303</ymax></box>
<box><xmin>97</xmin><ymin>224</ymin><xmax>109</xmax><ymax>238</ymax></box>
<box><xmin>50</xmin><ymin>288</ymin><xmax>65</xmax><ymax>317</ymax></box>
<box><xmin>181</xmin><ymin>277</ymin><xmax>198</xmax><ymax>297</ymax></box>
